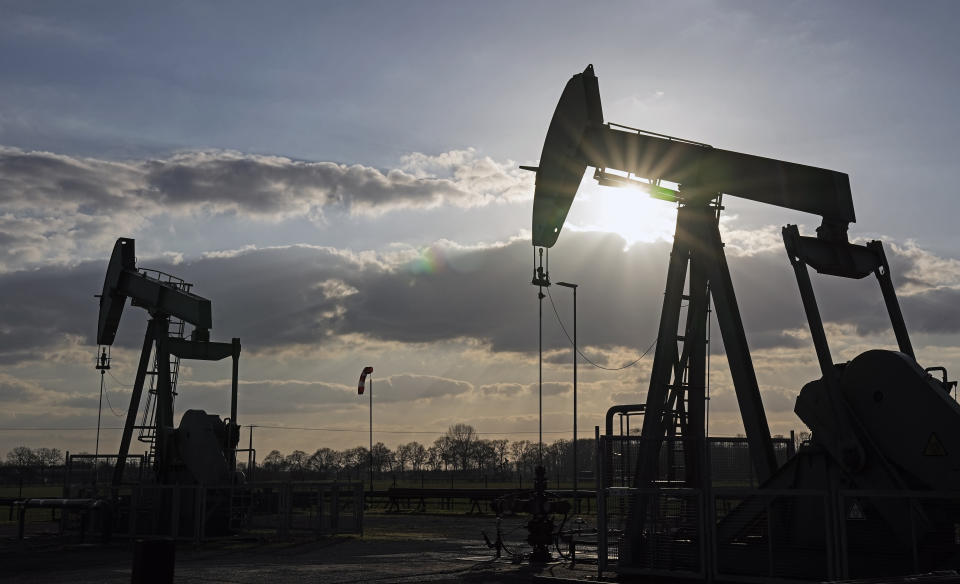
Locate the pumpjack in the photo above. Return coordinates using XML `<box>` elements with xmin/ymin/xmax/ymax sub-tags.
<box><xmin>529</xmin><ymin>65</ymin><xmax>960</xmax><ymax>577</ymax></box>
<box><xmin>97</xmin><ymin>237</ymin><xmax>241</xmax><ymax>487</ymax></box>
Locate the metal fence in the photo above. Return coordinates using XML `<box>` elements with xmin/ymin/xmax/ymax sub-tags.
<box><xmin>122</xmin><ymin>482</ymin><xmax>364</xmax><ymax>542</ymax></box>
<box><xmin>596</xmin><ymin>435</ymin><xmax>960</xmax><ymax>582</ymax></box>
<box><xmin>599</xmin><ymin>487</ymin><xmax>705</xmax><ymax>579</ymax></box>
<box><xmin>11</xmin><ymin>481</ymin><xmax>363</xmax><ymax>544</ymax></box>
<box><xmin>839</xmin><ymin>490</ymin><xmax>960</xmax><ymax>579</ymax></box>
<box><xmin>601</xmin><ymin>436</ymin><xmax>794</xmax><ymax>489</ymax></box>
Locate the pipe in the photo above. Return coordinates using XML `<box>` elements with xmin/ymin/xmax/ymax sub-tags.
<box><xmin>605</xmin><ymin>404</ymin><xmax>646</xmax><ymax>436</ymax></box>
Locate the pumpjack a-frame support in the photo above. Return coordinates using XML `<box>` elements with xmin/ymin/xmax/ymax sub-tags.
<box><xmin>636</xmin><ymin>197</ymin><xmax>777</xmax><ymax>490</ymax></box>
<box><xmin>620</xmin><ymin>195</ymin><xmax>778</xmax><ymax>564</ymax></box>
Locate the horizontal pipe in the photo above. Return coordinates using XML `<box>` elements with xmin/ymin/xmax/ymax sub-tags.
<box><xmin>15</xmin><ymin>498</ymin><xmax>108</xmax><ymax>510</ymax></box>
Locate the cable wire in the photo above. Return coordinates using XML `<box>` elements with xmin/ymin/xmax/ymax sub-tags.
<box><xmin>101</xmin><ymin>380</ymin><xmax>125</xmax><ymax>417</ymax></box>
<box><xmin>545</xmin><ymin>287</ymin><xmax>656</xmax><ymax>370</ymax></box>
<box><xmin>107</xmin><ymin>369</ymin><xmax>134</xmax><ymax>388</ymax></box>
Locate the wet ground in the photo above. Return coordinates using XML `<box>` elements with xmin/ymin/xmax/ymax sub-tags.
<box><xmin>2</xmin><ymin>513</ymin><xmax>610</xmax><ymax>583</ymax></box>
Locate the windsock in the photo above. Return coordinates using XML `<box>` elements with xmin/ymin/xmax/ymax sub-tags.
<box><xmin>358</xmin><ymin>366</ymin><xmax>373</xmax><ymax>394</ymax></box>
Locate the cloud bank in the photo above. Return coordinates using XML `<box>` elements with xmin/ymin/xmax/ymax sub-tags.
<box><xmin>3</xmin><ymin>230</ymin><xmax>959</xmax><ymax>369</ymax></box>
<box><xmin>0</xmin><ymin>146</ymin><xmax>531</xmax><ymax>271</ymax></box>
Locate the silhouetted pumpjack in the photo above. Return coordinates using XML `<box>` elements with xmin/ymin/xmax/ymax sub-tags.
<box><xmin>529</xmin><ymin>65</ymin><xmax>960</xmax><ymax>577</ymax></box>
<box><xmin>97</xmin><ymin>238</ymin><xmax>241</xmax><ymax>487</ymax></box>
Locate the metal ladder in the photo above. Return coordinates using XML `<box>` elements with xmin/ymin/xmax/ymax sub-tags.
<box><xmin>136</xmin><ymin>271</ymin><xmax>191</xmax><ymax>469</ymax></box>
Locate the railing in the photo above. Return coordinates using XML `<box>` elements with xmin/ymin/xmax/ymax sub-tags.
<box><xmin>13</xmin><ymin>481</ymin><xmax>364</xmax><ymax>544</ymax></box>
<box><xmin>596</xmin><ymin>435</ymin><xmax>960</xmax><ymax>582</ymax></box>
<box><xmin>121</xmin><ymin>482</ymin><xmax>364</xmax><ymax>542</ymax></box>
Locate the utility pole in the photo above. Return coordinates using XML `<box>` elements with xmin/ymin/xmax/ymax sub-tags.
<box><xmin>248</xmin><ymin>425</ymin><xmax>255</xmax><ymax>481</ymax></box>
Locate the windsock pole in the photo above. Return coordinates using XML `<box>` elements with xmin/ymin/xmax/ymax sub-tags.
<box><xmin>358</xmin><ymin>366</ymin><xmax>374</xmax><ymax>492</ymax></box>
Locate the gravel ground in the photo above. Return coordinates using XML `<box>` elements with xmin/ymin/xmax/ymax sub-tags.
<box><xmin>2</xmin><ymin>513</ymin><xmax>609</xmax><ymax>583</ymax></box>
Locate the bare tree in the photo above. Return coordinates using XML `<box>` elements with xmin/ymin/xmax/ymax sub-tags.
<box><xmin>371</xmin><ymin>442</ymin><xmax>393</xmax><ymax>473</ymax></box>
<box><xmin>6</xmin><ymin>446</ymin><xmax>36</xmax><ymax>468</ymax></box>
<box><xmin>286</xmin><ymin>450</ymin><xmax>309</xmax><ymax>478</ymax></box>
<box><xmin>446</xmin><ymin>423</ymin><xmax>476</xmax><ymax>471</ymax></box>
<box><xmin>426</xmin><ymin>444</ymin><xmax>443</xmax><ymax>471</ymax></box>
<box><xmin>409</xmin><ymin>442</ymin><xmax>428</xmax><ymax>472</ymax></box>
<box><xmin>308</xmin><ymin>447</ymin><xmax>339</xmax><ymax>477</ymax></box>
<box><xmin>431</xmin><ymin>436</ymin><xmax>452</xmax><ymax>471</ymax></box>
<box><xmin>509</xmin><ymin>440</ymin><xmax>531</xmax><ymax>475</ymax></box>
<box><xmin>262</xmin><ymin>450</ymin><xmax>286</xmax><ymax>473</ymax></box>
<box><xmin>471</xmin><ymin>439</ymin><xmax>495</xmax><ymax>475</ymax></box>
<box><xmin>34</xmin><ymin>447</ymin><xmax>62</xmax><ymax>483</ymax></box>
<box><xmin>491</xmin><ymin>439</ymin><xmax>509</xmax><ymax>473</ymax></box>
<box><xmin>394</xmin><ymin>443</ymin><xmax>412</xmax><ymax>473</ymax></box>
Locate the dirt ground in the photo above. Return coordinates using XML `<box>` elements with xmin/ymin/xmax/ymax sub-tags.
<box><xmin>2</xmin><ymin>513</ymin><xmax>610</xmax><ymax>583</ymax></box>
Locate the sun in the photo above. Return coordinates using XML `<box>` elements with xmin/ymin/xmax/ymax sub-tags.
<box><xmin>566</xmin><ymin>173</ymin><xmax>679</xmax><ymax>247</ymax></box>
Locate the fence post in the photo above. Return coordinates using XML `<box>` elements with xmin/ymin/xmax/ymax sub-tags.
<box><xmin>909</xmin><ymin>496</ymin><xmax>918</xmax><ymax>574</ymax></box>
<box><xmin>170</xmin><ymin>486</ymin><xmax>180</xmax><ymax>539</ymax></box>
<box><xmin>129</xmin><ymin>488</ymin><xmax>138</xmax><ymax>538</ymax></box>
<box><xmin>277</xmin><ymin>482</ymin><xmax>291</xmax><ymax>540</ymax></box>
<box><xmin>195</xmin><ymin>487</ymin><xmax>205</xmax><ymax>544</ymax></box>
<box><xmin>331</xmin><ymin>484</ymin><xmax>339</xmax><ymax>532</ymax></box>
<box><xmin>595</xmin><ymin>426</ymin><xmax>607</xmax><ymax>577</ymax></box>
<box><xmin>316</xmin><ymin>484</ymin><xmax>324</xmax><ymax>535</ymax></box>
<box><xmin>823</xmin><ymin>491</ymin><xmax>835</xmax><ymax>581</ymax></box>
<box><xmin>837</xmin><ymin>490</ymin><xmax>848</xmax><ymax>579</ymax></box>
<box><xmin>766</xmin><ymin>495</ymin><xmax>774</xmax><ymax>578</ymax></box>
<box><xmin>17</xmin><ymin>503</ymin><xmax>26</xmax><ymax>540</ymax></box>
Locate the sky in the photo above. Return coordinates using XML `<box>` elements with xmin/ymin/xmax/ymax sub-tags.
<box><xmin>2</xmin><ymin>1</ymin><xmax>960</xmax><ymax>459</ymax></box>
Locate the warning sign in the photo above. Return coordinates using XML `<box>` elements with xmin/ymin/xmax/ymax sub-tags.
<box><xmin>848</xmin><ymin>500</ymin><xmax>866</xmax><ymax>520</ymax></box>
<box><xmin>924</xmin><ymin>433</ymin><xmax>948</xmax><ymax>456</ymax></box>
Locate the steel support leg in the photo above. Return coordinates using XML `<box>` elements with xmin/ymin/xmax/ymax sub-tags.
<box><xmin>154</xmin><ymin>318</ymin><xmax>173</xmax><ymax>483</ymax></box>
<box><xmin>705</xmin><ymin>217</ymin><xmax>776</xmax><ymax>483</ymax></box>
<box><xmin>113</xmin><ymin>320</ymin><xmax>157</xmax><ymax>487</ymax></box>
<box><xmin>868</xmin><ymin>240</ymin><xmax>915</xmax><ymax>359</ymax></box>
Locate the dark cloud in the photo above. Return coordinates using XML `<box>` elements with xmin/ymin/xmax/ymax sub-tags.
<box><xmin>0</xmin><ymin>265</ymin><xmax>102</xmax><ymax>362</ymax></box>
<box><xmin>900</xmin><ymin>288</ymin><xmax>960</xmax><ymax>334</ymax></box>
<box><xmin>375</xmin><ymin>374</ymin><xmax>472</xmax><ymax>403</ymax></box>
<box><xmin>0</xmin><ymin>147</ymin><xmax>525</xmax><ymax>217</ymax></box>
<box><xmin>0</xmin><ymin>231</ymin><xmax>957</xmax><ymax>366</ymax></box>
<box><xmin>0</xmin><ymin>147</ymin><xmax>530</xmax><ymax>271</ymax></box>
<box><xmin>178</xmin><ymin>379</ymin><xmax>357</xmax><ymax>415</ymax></box>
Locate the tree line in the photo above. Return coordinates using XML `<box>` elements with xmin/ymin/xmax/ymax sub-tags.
<box><xmin>258</xmin><ymin>423</ymin><xmax>596</xmax><ymax>482</ymax></box>
<box><xmin>0</xmin><ymin>424</ymin><xmax>596</xmax><ymax>484</ymax></box>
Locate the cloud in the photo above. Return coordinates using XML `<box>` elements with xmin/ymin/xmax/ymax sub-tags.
<box><xmin>170</xmin><ymin>373</ymin><xmax>471</xmax><ymax>415</ymax></box>
<box><xmin>0</xmin><ymin>375</ymin><xmax>41</xmax><ymax>402</ymax></box>
<box><xmin>478</xmin><ymin>382</ymin><xmax>527</xmax><ymax>396</ymax></box>
<box><xmin>0</xmin><ymin>146</ymin><xmax>532</xmax><ymax>271</ymax></box>
<box><xmin>374</xmin><ymin>374</ymin><xmax>473</xmax><ymax>402</ymax></box>
<box><xmin>3</xmin><ymin>229</ymin><xmax>960</xmax><ymax>369</ymax></box>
